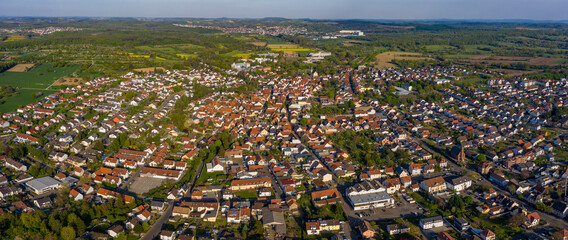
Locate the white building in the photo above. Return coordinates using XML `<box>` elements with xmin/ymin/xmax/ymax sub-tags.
<box><xmin>419</xmin><ymin>216</ymin><xmax>443</xmax><ymax>230</ymax></box>
<box><xmin>26</xmin><ymin>176</ymin><xmax>61</xmax><ymax>194</ymax></box>
<box><xmin>445</xmin><ymin>176</ymin><xmax>472</xmax><ymax>192</ymax></box>
<box><xmin>348</xmin><ymin>191</ymin><xmax>394</xmax><ymax>211</ymax></box>
<box><xmin>206</xmin><ymin>156</ymin><xmax>225</xmax><ymax>173</ymax></box>
<box><xmin>346</xmin><ymin>180</ymin><xmax>394</xmax><ymax>211</ymax></box>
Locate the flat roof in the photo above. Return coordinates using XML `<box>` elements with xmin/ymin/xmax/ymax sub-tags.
<box><xmin>349</xmin><ymin>191</ymin><xmax>393</xmax><ymax>206</ymax></box>
<box><xmin>26</xmin><ymin>176</ymin><xmax>61</xmax><ymax>192</ymax></box>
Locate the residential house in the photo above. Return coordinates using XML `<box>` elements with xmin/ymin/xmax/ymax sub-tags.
<box><xmin>552</xmin><ymin>201</ymin><xmax>568</xmax><ymax>218</ymax></box>
<box><xmin>107</xmin><ymin>225</ymin><xmax>124</xmax><ymax>238</ymax></box>
<box><xmin>480</xmin><ymin>229</ymin><xmax>496</xmax><ymax>240</ymax></box>
<box><xmin>420</xmin><ymin>177</ymin><xmax>447</xmax><ymax>193</ymax></box>
<box><xmin>445</xmin><ymin>176</ymin><xmax>472</xmax><ymax>192</ymax></box>
<box><xmin>206</xmin><ymin>156</ymin><xmax>225</xmax><ymax>173</ymax></box>
<box><xmin>526</xmin><ymin>212</ymin><xmax>540</xmax><ymax>227</ymax></box>
<box><xmin>311</xmin><ymin>188</ymin><xmax>341</xmax><ymax>207</ymax></box>
<box><xmin>357</xmin><ymin>220</ymin><xmax>375</xmax><ymax>239</ymax></box>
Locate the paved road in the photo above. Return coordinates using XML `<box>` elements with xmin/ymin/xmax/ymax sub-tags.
<box><xmin>141</xmin><ymin>200</ymin><xmax>174</xmax><ymax>240</ymax></box>
<box><xmin>187</xmin><ymin>159</ymin><xmax>205</xmax><ymax>195</ymax></box>
<box><xmin>385</xmin><ymin>122</ymin><xmax>568</xmax><ymax>235</ymax></box>
<box><xmin>409</xmin><ymin>133</ymin><xmax>568</xmax><ymax>229</ymax></box>
<box><xmin>266</xmin><ymin>165</ymin><xmax>284</xmax><ymax>198</ymax></box>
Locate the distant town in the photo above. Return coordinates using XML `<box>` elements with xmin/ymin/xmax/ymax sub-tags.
<box><xmin>0</xmin><ymin>17</ymin><xmax>567</xmax><ymax>240</ymax></box>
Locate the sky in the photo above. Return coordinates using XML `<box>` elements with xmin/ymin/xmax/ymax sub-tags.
<box><xmin>1</xmin><ymin>0</ymin><xmax>567</xmax><ymax>20</ymax></box>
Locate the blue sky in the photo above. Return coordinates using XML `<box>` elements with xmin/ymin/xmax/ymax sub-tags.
<box><xmin>1</xmin><ymin>0</ymin><xmax>567</xmax><ymax>20</ymax></box>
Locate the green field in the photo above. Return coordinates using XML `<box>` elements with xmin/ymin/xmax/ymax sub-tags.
<box><xmin>222</xmin><ymin>50</ymin><xmax>254</xmax><ymax>58</ymax></box>
<box><xmin>0</xmin><ymin>88</ymin><xmax>58</xmax><ymax>113</ymax></box>
<box><xmin>0</xmin><ymin>63</ymin><xmax>77</xmax><ymax>113</ymax></box>
<box><xmin>233</xmin><ymin>190</ymin><xmax>258</xmax><ymax>199</ymax></box>
<box><xmin>134</xmin><ymin>44</ymin><xmax>204</xmax><ymax>61</ymax></box>
<box><xmin>443</xmin><ymin>54</ymin><xmax>477</xmax><ymax>59</ymax></box>
<box><xmin>425</xmin><ymin>45</ymin><xmax>458</xmax><ymax>51</ymax></box>
<box><xmin>266</xmin><ymin>39</ymin><xmax>289</xmax><ymax>44</ymax></box>
<box><xmin>0</xmin><ymin>64</ymin><xmax>78</xmax><ymax>89</ymax></box>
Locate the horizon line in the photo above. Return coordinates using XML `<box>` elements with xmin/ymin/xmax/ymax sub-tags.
<box><xmin>0</xmin><ymin>16</ymin><xmax>567</xmax><ymax>23</ymax></box>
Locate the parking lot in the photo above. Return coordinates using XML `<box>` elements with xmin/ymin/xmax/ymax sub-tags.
<box><xmin>349</xmin><ymin>193</ymin><xmax>427</xmax><ymax>221</ymax></box>
<box><xmin>128</xmin><ymin>177</ymin><xmax>164</xmax><ymax>194</ymax></box>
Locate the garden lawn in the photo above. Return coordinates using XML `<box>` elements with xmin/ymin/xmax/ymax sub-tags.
<box><xmin>233</xmin><ymin>190</ymin><xmax>258</xmax><ymax>199</ymax></box>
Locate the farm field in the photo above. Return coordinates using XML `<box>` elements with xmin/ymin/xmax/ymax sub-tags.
<box><xmin>2</xmin><ymin>36</ymin><xmax>25</xmax><ymax>42</ymax></box>
<box><xmin>0</xmin><ymin>63</ymin><xmax>78</xmax><ymax>89</ymax></box>
<box><xmin>52</xmin><ymin>77</ymin><xmax>84</xmax><ymax>86</ymax></box>
<box><xmin>459</xmin><ymin>55</ymin><xmax>566</xmax><ymax>66</ymax></box>
<box><xmin>133</xmin><ymin>67</ymin><xmax>166</xmax><ymax>73</ymax></box>
<box><xmin>0</xmin><ymin>63</ymin><xmax>78</xmax><ymax>113</ymax></box>
<box><xmin>374</xmin><ymin>51</ymin><xmax>432</xmax><ymax>68</ymax></box>
<box><xmin>490</xmin><ymin>68</ymin><xmax>540</xmax><ymax>76</ymax></box>
<box><xmin>133</xmin><ymin>44</ymin><xmax>204</xmax><ymax>61</ymax></box>
<box><xmin>268</xmin><ymin>43</ymin><xmax>315</xmax><ymax>52</ymax></box>
<box><xmin>223</xmin><ymin>50</ymin><xmax>253</xmax><ymax>58</ymax></box>
<box><xmin>7</xmin><ymin>64</ymin><xmax>36</xmax><ymax>72</ymax></box>
<box><xmin>425</xmin><ymin>45</ymin><xmax>458</xmax><ymax>51</ymax></box>
<box><xmin>117</xmin><ymin>52</ymin><xmax>151</xmax><ymax>58</ymax></box>
<box><xmin>250</xmin><ymin>42</ymin><xmax>266</xmax><ymax>47</ymax></box>
<box><xmin>176</xmin><ymin>53</ymin><xmax>197</xmax><ymax>59</ymax></box>
<box><xmin>0</xmin><ymin>88</ymin><xmax>57</xmax><ymax>113</ymax></box>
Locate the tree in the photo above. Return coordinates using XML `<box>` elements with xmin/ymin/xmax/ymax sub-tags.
<box><xmin>241</xmin><ymin>223</ymin><xmax>249</xmax><ymax>239</ymax></box>
<box><xmin>21</xmin><ymin>211</ymin><xmax>44</xmax><ymax>231</ymax></box>
<box><xmin>93</xmin><ymin>140</ymin><xmax>104</xmax><ymax>151</ymax></box>
<box><xmin>509</xmin><ymin>214</ymin><xmax>526</xmax><ymax>227</ymax></box>
<box><xmin>134</xmin><ymin>224</ymin><xmax>144</xmax><ymax>233</ymax></box>
<box><xmin>7</xmin><ymin>145</ymin><xmax>27</xmax><ymax>159</ymax></box>
<box><xmin>477</xmin><ymin>154</ymin><xmax>486</xmax><ymax>162</ymax></box>
<box><xmin>465</xmin><ymin>170</ymin><xmax>479</xmax><ymax>181</ymax></box>
<box><xmin>464</xmin><ymin>196</ymin><xmax>473</xmax><ymax>205</ymax></box>
<box><xmin>78</xmin><ymin>175</ymin><xmax>93</xmax><ymax>185</ymax></box>
<box><xmin>142</xmin><ymin>221</ymin><xmax>150</xmax><ymax>232</ymax></box>
<box><xmin>509</xmin><ymin>185</ymin><xmax>517</xmax><ymax>195</ymax></box>
<box><xmin>114</xmin><ymin>232</ymin><xmax>128</xmax><ymax>240</ymax></box>
<box><xmin>48</xmin><ymin>215</ymin><xmax>62</xmax><ymax>234</ymax></box>
<box><xmin>535</xmin><ymin>202</ymin><xmax>546</xmax><ymax>211</ymax></box>
<box><xmin>54</xmin><ymin>183</ymin><xmax>70</xmax><ymax>206</ymax></box>
<box><xmin>60</xmin><ymin>226</ymin><xmax>76</xmax><ymax>240</ymax></box>
<box><xmin>446</xmin><ymin>195</ymin><xmax>466</xmax><ymax>216</ymax></box>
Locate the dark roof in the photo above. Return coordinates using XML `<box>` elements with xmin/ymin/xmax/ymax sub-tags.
<box><xmin>455</xmin><ymin>217</ymin><xmax>469</xmax><ymax>226</ymax></box>
<box><xmin>108</xmin><ymin>224</ymin><xmax>124</xmax><ymax>233</ymax></box>
<box><xmin>445</xmin><ymin>176</ymin><xmax>470</xmax><ymax>185</ymax></box>
<box><xmin>421</xmin><ymin>216</ymin><xmax>443</xmax><ymax>224</ymax></box>
<box><xmin>387</xmin><ymin>223</ymin><xmax>409</xmax><ymax>230</ymax></box>
<box><xmin>552</xmin><ymin>201</ymin><xmax>568</xmax><ymax>212</ymax></box>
